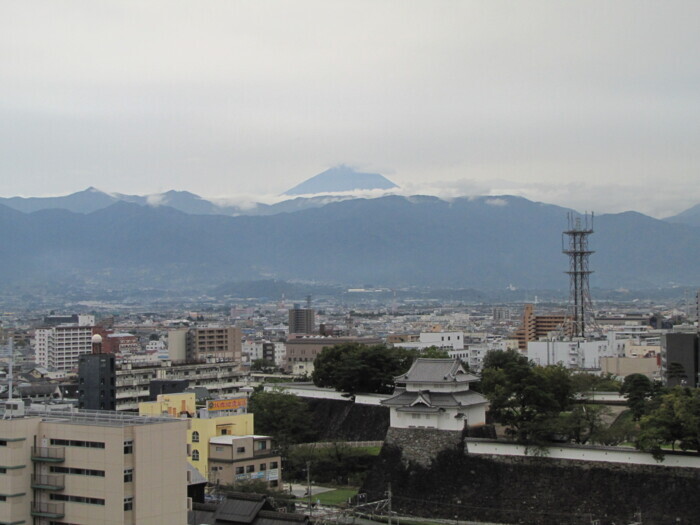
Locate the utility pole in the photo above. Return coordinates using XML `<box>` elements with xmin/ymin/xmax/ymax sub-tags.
<box><xmin>387</xmin><ymin>483</ymin><xmax>392</xmax><ymax>525</ymax></box>
<box><xmin>306</xmin><ymin>461</ymin><xmax>312</xmax><ymax>518</ymax></box>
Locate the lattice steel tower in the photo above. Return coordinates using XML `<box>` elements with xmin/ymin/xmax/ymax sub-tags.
<box><xmin>563</xmin><ymin>212</ymin><xmax>595</xmax><ymax>338</ymax></box>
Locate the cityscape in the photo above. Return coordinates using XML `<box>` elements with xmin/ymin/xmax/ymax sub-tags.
<box><xmin>2</xmin><ymin>2</ymin><xmax>700</xmax><ymax>524</ymax></box>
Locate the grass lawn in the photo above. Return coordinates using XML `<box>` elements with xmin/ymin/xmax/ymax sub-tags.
<box><xmin>315</xmin><ymin>488</ymin><xmax>358</xmax><ymax>506</ymax></box>
<box><xmin>356</xmin><ymin>446</ymin><xmax>382</xmax><ymax>456</ymax></box>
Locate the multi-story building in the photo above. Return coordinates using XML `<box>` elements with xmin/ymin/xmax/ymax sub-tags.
<box><xmin>661</xmin><ymin>331</ymin><xmax>700</xmax><ymax>387</ymax></box>
<box><xmin>78</xmin><ymin>341</ymin><xmax>117</xmax><ymax>411</ymax></box>
<box><xmin>393</xmin><ymin>331</ymin><xmax>465</xmax><ymax>352</ymax></box>
<box><xmin>116</xmin><ymin>360</ymin><xmax>245</xmax><ymax>411</ymax></box>
<box><xmin>188</xmin><ymin>326</ymin><xmax>242</xmax><ymax>363</ymax></box>
<box><xmin>166</xmin><ymin>326</ymin><xmax>241</xmax><ymax>363</ymax></box>
<box><xmin>92</xmin><ymin>328</ymin><xmax>140</xmax><ymax>356</ymax></box>
<box><xmin>0</xmin><ymin>404</ymin><xmax>187</xmax><ymax>525</ymax></box>
<box><xmin>527</xmin><ymin>339</ymin><xmax>615</xmax><ymax>370</ymax></box>
<box><xmin>288</xmin><ymin>305</ymin><xmax>315</xmax><ymax>335</ymax></box>
<box><xmin>207</xmin><ymin>435</ymin><xmax>281</xmax><ymax>489</ymax></box>
<box><xmin>35</xmin><ymin>321</ymin><xmax>95</xmax><ymax>372</ymax></box>
<box><xmin>139</xmin><ymin>392</ymin><xmax>253</xmax><ymax>479</ymax></box>
<box><xmin>514</xmin><ymin>304</ymin><xmax>569</xmax><ymax>351</ymax></box>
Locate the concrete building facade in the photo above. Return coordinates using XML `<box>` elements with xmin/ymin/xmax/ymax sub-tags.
<box><xmin>0</xmin><ymin>405</ymin><xmax>187</xmax><ymax>525</ymax></box>
<box><xmin>34</xmin><ymin>323</ymin><xmax>95</xmax><ymax>372</ymax></box>
<box><xmin>116</xmin><ymin>360</ymin><xmax>244</xmax><ymax>411</ymax></box>
<box><xmin>207</xmin><ymin>435</ymin><xmax>281</xmax><ymax>489</ymax></box>
<box><xmin>661</xmin><ymin>331</ymin><xmax>699</xmax><ymax>387</ymax></box>
<box><xmin>288</xmin><ymin>306</ymin><xmax>315</xmax><ymax>335</ymax></box>
<box><xmin>514</xmin><ymin>304</ymin><xmax>569</xmax><ymax>351</ymax></box>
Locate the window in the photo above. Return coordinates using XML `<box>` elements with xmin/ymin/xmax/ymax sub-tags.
<box><xmin>215</xmin><ymin>446</ymin><xmax>224</xmax><ymax>452</ymax></box>
<box><xmin>50</xmin><ymin>493</ymin><xmax>104</xmax><ymax>506</ymax></box>
<box><xmin>191</xmin><ymin>431</ymin><xmax>199</xmax><ymax>443</ymax></box>
<box><xmin>124</xmin><ymin>440</ymin><xmax>133</xmax><ymax>454</ymax></box>
<box><xmin>257</xmin><ymin>441</ymin><xmax>267</xmax><ymax>450</ymax></box>
<box><xmin>51</xmin><ymin>466</ymin><xmax>105</xmax><ymax>477</ymax></box>
<box><xmin>246</xmin><ymin>465</ymin><xmax>255</xmax><ymax>473</ymax></box>
<box><xmin>124</xmin><ymin>469</ymin><xmax>133</xmax><ymax>483</ymax></box>
<box><xmin>124</xmin><ymin>497</ymin><xmax>133</xmax><ymax>511</ymax></box>
<box><xmin>270</xmin><ymin>462</ymin><xmax>278</xmax><ymax>469</ymax></box>
<box><xmin>259</xmin><ymin>463</ymin><xmax>266</xmax><ymax>471</ymax></box>
<box><xmin>50</xmin><ymin>439</ymin><xmax>105</xmax><ymax>449</ymax></box>
<box><xmin>236</xmin><ymin>447</ymin><xmax>245</xmax><ymax>453</ymax></box>
<box><xmin>192</xmin><ymin>450</ymin><xmax>200</xmax><ymax>461</ymax></box>
<box><xmin>235</xmin><ymin>467</ymin><xmax>244</xmax><ymax>475</ymax></box>
<box><xmin>221</xmin><ymin>429</ymin><xmax>228</xmax><ymax>435</ymax></box>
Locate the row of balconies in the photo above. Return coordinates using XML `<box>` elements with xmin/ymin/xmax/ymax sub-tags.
<box><xmin>31</xmin><ymin>444</ymin><xmax>66</xmax><ymax>517</ymax></box>
<box><xmin>32</xmin><ymin>501</ymin><xmax>65</xmax><ymax>519</ymax></box>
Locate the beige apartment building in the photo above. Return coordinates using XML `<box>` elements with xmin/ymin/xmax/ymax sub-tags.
<box><xmin>514</xmin><ymin>304</ymin><xmax>570</xmax><ymax>351</ymax></box>
<box><xmin>167</xmin><ymin>326</ymin><xmax>242</xmax><ymax>363</ymax></box>
<box><xmin>0</xmin><ymin>404</ymin><xmax>188</xmax><ymax>525</ymax></box>
<box><xmin>207</xmin><ymin>435</ymin><xmax>281</xmax><ymax>489</ymax></box>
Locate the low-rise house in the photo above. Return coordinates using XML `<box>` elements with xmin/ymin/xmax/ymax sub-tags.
<box><xmin>208</xmin><ymin>435</ymin><xmax>281</xmax><ymax>489</ymax></box>
<box><xmin>190</xmin><ymin>492</ymin><xmax>307</xmax><ymax>525</ymax></box>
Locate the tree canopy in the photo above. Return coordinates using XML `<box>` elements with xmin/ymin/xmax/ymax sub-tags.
<box><xmin>480</xmin><ymin>349</ymin><xmax>574</xmax><ymax>445</ymax></box>
<box><xmin>248</xmin><ymin>389</ymin><xmax>317</xmax><ymax>449</ymax></box>
<box><xmin>620</xmin><ymin>373</ymin><xmax>658</xmax><ymax>420</ymax></box>
<box><xmin>311</xmin><ymin>343</ymin><xmax>416</xmax><ymax>394</ymax></box>
<box><xmin>636</xmin><ymin>386</ymin><xmax>700</xmax><ymax>459</ymax></box>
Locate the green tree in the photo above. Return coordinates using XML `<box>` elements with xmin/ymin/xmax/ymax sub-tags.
<box><xmin>248</xmin><ymin>389</ymin><xmax>317</xmax><ymax>450</ymax></box>
<box><xmin>557</xmin><ymin>404</ymin><xmax>609</xmax><ymax>444</ymax></box>
<box><xmin>637</xmin><ymin>386</ymin><xmax>700</xmax><ymax>459</ymax></box>
<box><xmin>481</xmin><ymin>350</ymin><xmax>573</xmax><ymax>445</ymax></box>
<box><xmin>571</xmin><ymin>372</ymin><xmax>621</xmax><ymax>394</ymax></box>
<box><xmin>482</xmin><ymin>348</ymin><xmax>529</xmax><ymax>371</ymax></box>
<box><xmin>420</xmin><ymin>346</ymin><xmax>450</xmax><ymax>359</ymax></box>
<box><xmin>312</xmin><ymin>343</ymin><xmax>416</xmax><ymax>394</ymax></box>
<box><xmin>251</xmin><ymin>358</ymin><xmax>277</xmax><ymax>372</ymax></box>
<box><xmin>621</xmin><ymin>373</ymin><xmax>654</xmax><ymax>420</ymax></box>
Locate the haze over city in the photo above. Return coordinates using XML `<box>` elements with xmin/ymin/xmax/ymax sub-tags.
<box><xmin>3</xmin><ymin>1</ymin><xmax>700</xmax><ymax>217</ymax></box>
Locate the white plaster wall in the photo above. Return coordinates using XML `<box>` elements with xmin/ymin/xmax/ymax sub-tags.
<box><xmin>465</xmin><ymin>439</ymin><xmax>700</xmax><ymax>468</ymax></box>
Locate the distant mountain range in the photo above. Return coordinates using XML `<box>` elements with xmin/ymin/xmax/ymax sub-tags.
<box><xmin>0</xmin><ymin>166</ymin><xmax>398</xmax><ymax>217</ymax></box>
<box><xmin>2</xmin><ymin>193</ymin><xmax>700</xmax><ymax>292</ymax></box>
<box><xmin>664</xmin><ymin>204</ymin><xmax>700</xmax><ymax>228</ymax></box>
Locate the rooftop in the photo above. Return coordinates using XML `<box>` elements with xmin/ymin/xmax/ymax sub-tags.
<box><xmin>2</xmin><ymin>405</ymin><xmax>180</xmax><ymax>427</ymax></box>
<box><xmin>395</xmin><ymin>358</ymin><xmax>479</xmax><ymax>384</ymax></box>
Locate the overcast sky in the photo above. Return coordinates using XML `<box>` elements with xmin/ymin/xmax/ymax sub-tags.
<box><xmin>2</xmin><ymin>1</ymin><xmax>699</xmax><ymax>217</ymax></box>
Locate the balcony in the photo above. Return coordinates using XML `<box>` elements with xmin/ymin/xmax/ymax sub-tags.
<box><xmin>31</xmin><ymin>473</ymin><xmax>65</xmax><ymax>491</ymax></box>
<box><xmin>31</xmin><ymin>446</ymin><xmax>65</xmax><ymax>463</ymax></box>
<box><xmin>31</xmin><ymin>501</ymin><xmax>65</xmax><ymax>519</ymax></box>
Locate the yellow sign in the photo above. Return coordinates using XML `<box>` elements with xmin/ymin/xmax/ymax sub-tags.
<box><xmin>207</xmin><ymin>398</ymin><xmax>247</xmax><ymax>412</ymax></box>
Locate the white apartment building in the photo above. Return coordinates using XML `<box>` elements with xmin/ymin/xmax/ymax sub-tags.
<box><xmin>394</xmin><ymin>331</ymin><xmax>465</xmax><ymax>352</ymax></box>
<box><xmin>528</xmin><ymin>339</ymin><xmax>616</xmax><ymax>370</ymax></box>
<box><xmin>34</xmin><ymin>323</ymin><xmax>95</xmax><ymax>372</ymax></box>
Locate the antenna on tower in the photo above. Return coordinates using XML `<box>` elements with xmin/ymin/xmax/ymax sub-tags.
<box><xmin>563</xmin><ymin>212</ymin><xmax>596</xmax><ymax>338</ymax></box>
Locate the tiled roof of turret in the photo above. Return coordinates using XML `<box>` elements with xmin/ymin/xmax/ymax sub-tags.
<box><xmin>394</xmin><ymin>358</ymin><xmax>479</xmax><ymax>384</ymax></box>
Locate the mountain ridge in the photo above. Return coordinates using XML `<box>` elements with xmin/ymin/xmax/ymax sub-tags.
<box><xmin>2</xmin><ymin>195</ymin><xmax>700</xmax><ymax>292</ymax></box>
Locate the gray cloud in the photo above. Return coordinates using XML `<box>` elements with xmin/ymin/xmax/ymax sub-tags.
<box><xmin>1</xmin><ymin>1</ymin><xmax>699</xmax><ymax>217</ymax></box>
